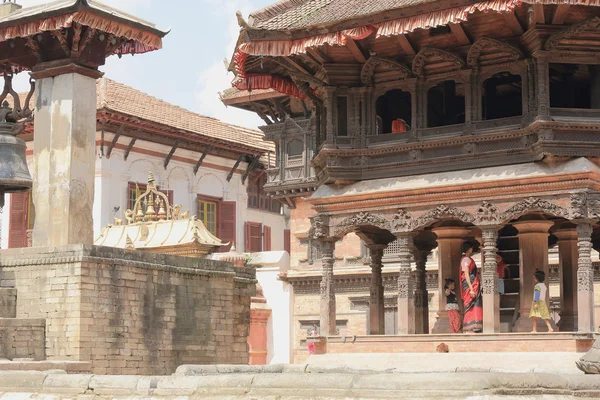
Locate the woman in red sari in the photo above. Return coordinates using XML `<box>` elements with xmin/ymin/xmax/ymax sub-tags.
<box><xmin>460</xmin><ymin>241</ymin><xmax>483</xmax><ymax>333</ymax></box>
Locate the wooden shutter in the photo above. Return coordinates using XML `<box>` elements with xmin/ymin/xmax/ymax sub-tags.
<box><xmin>284</xmin><ymin>229</ymin><xmax>291</xmax><ymax>254</ymax></box>
<box><xmin>245</xmin><ymin>222</ymin><xmax>262</xmax><ymax>252</ymax></box>
<box><xmin>9</xmin><ymin>192</ymin><xmax>29</xmax><ymax>248</ymax></box>
<box><xmin>263</xmin><ymin>226</ymin><xmax>271</xmax><ymax>252</ymax></box>
<box><xmin>218</xmin><ymin>201</ymin><xmax>236</xmax><ymax>252</ymax></box>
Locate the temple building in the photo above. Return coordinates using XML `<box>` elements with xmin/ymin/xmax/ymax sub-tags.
<box><xmin>223</xmin><ymin>0</ymin><xmax>600</xmax><ymax>361</ymax></box>
<box><xmin>4</xmin><ymin>77</ymin><xmax>289</xmax><ymax>254</ymax></box>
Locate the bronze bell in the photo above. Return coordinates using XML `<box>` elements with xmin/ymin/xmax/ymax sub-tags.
<box><xmin>0</xmin><ymin>74</ymin><xmax>34</xmax><ymax>208</ymax></box>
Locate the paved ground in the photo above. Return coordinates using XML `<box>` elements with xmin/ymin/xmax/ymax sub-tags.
<box><xmin>0</xmin><ymin>367</ymin><xmax>599</xmax><ymax>399</ymax></box>
<box><xmin>306</xmin><ymin>352</ymin><xmax>585</xmax><ymax>375</ymax></box>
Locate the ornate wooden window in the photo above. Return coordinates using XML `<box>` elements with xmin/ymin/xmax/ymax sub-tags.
<box><xmin>336</xmin><ymin>96</ymin><xmax>348</xmax><ymax>136</ymax></box>
<box><xmin>482</xmin><ymin>72</ymin><xmax>522</xmax><ymax>120</ymax></box>
<box><xmin>196</xmin><ymin>195</ymin><xmax>236</xmax><ymax>252</ymax></box>
<box><xmin>376</xmin><ymin>89</ymin><xmax>411</xmax><ymax>134</ymax></box>
<box><xmin>550</xmin><ymin>63</ymin><xmax>600</xmax><ymax>109</ymax></box>
<box><xmin>427</xmin><ymin>80</ymin><xmax>465</xmax><ymax>127</ymax></box>
<box><xmin>128</xmin><ymin>182</ymin><xmax>173</xmax><ymax>213</ymax></box>
<box><xmin>247</xmin><ymin>172</ymin><xmax>282</xmax><ymax>214</ymax></box>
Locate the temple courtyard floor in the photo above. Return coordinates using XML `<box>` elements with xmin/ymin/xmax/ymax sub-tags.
<box><xmin>0</xmin><ymin>352</ymin><xmax>599</xmax><ymax>399</ymax></box>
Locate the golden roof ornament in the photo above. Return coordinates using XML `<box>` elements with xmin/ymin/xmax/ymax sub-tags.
<box><xmin>94</xmin><ymin>171</ymin><xmax>226</xmax><ymax>257</ymax></box>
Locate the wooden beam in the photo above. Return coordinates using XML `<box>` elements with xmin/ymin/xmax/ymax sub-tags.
<box><xmin>531</xmin><ymin>4</ymin><xmax>545</xmax><ymax>27</ymax></box>
<box><xmin>552</xmin><ymin>4</ymin><xmax>570</xmax><ymax>25</ymax></box>
<box><xmin>345</xmin><ymin>38</ymin><xmax>367</xmax><ymax>63</ymax></box>
<box><xmin>449</xmin><ymin>23</ymin><xmax>471</xmax><ymax>46</ymax></box>
<box><xmin>105</xmin><ymin>125</ymin><xmax>124</xmax><ymax>159</ymax></box>
<box><xmin>251</xmin><ymin>103</ymin><xmax>273</xmax><ymax>125</ymax></box>
<box><xmin>283</xmin><ymin>57</ymin><xmax>311</xmax><ymax>75</ymax></box>
<box><xmin>193</xmin><ymin>145</ymin><xmax>213</xmax><ymax>175</ymax></box>
<box><xmin>307</xmin><ymin>48</ymin><xmax>330</xmax><ymax>64</ymax></box>
<box><xmin>163</xmin><ymin>139</ymin><xmax>180</xmax><ymax>169</ymax></box>
<box><xmin>241</xmin><ymin>156</ymin><xmax>261</xmax><ymax>185</ymax></box>
<box><xmin>396</xmin><ymin>35</ymin><xmax>416</xmax><ymax>55</ymax></box>
<box><xmin>226</xmin><ymin>154</ymin><xmax>245</xmax><ymax>182</ymax></box>
<box><xmin>123</xmin><ymin>131</ymin><xmax>139</xmax><ymax>161</ymax></box>
<box><xmin>503</xmin><ymin>12</ymin><xmax>524</xmax><ymax>35</ymax></box>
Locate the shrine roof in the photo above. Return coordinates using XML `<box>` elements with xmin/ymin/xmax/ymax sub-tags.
<box><xmin>249</xmin><ymin>0</ymin><xmax>434</xmax><ymax>31</ymax></box>
<box><xmin>97</xmin><ymin>78</ymin><xmax>273</xmax><ymax>153</ymax></box>
<box><xmin>0</xmin><ymin>0</ymin><xmax>164</xmax><ymax>34</ymax></box>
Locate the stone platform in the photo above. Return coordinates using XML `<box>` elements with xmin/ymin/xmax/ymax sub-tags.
<box><xmin>0</xmin><ymin>366</ymin><xmax>600</xmax><ymax>399</ymax></box>
<box><xmin>311</xmin><ymin>332</ymin><xmax>595</xmax><ymax>355</ymax></box>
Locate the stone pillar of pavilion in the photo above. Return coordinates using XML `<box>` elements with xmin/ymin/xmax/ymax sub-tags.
<box><xmin>555</xmin><ymin>227</ymin><xmax>578</xmax><ymax>331</ymax></box>
<box><xmin>431</xmin><ymin>226</ymin><xmax>470</xmax><ymax>333</ymax></box>
<box><xmin>413</xmin><ymin>242</ymin><xmax>434</xmax><ymax>334</ymax></box>
<box><xmin>0</xmin><ymin>0</ymin><xmax>167</xmax><ymax>247</ymax></box>
<box><xmin>576</xmin><ymin>221</ymin><xmax>595</xmax><ymax>333</ymax></box>
<box><xmin>480</xmin><ymin>226</ymin><xmax>500</xmax><ymax>333</ymax></box>
<box><xmin>513</xmin><ymin>218</ymin><xmax>555</xmax><ymax>332</ymax></box>
<box><xmin>320</xmin><ymin>239</ymin><xmax>337</xmax><ymax>335</ymax></box>
<box><xmin>396</xmin><ymin>233</ymin><xmax>415</xmax><ymax>334</ymax></box>
<box><xmin>248</xmin><ymin>283</ymin><xmax>272</xmax><ymax>365</ymax></box>
<box><xmin>368</xmin><ymin>244</ymin><xmax>386</xmax><ymax>335</ymax></box>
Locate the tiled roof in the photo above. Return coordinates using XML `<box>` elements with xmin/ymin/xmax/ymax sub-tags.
<box><xmin>249</xmin><ymin>0</ymin><xmax>435</xmax><ymax>30</ymax></box>
<box><xmin>97</xmin><ymin>78</ymin><xmax>273</xmax><ymax>153</ymax></box>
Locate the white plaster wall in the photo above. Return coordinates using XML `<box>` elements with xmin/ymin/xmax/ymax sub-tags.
<box><xmin>91</xmin><ymin>132</ymin><xmax>288</xmax><ymax>249</ymax></box>
<box><xmin>252</xmin><ymin>251</ymin><xmax>292</xmax><ymax>364</ymax></box>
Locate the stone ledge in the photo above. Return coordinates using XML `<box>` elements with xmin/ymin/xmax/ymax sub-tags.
<box><xmin>0</xmin><ymin>361</ymin><xmax>91</xmax><ymax>373</ymax></box>
<box><xmin>0</xmin><ymin>318</ymin><xmax>45</xmax><ymax>328</ymax></box>
<box><xmin>0</xmin><ymin>370</ymin><xmax>598</xmax><ymax>398</ymax></box>
<box><xmin>0</xmin><ymin>245</ymin><xmax>256</xmax><ymax>280</ymax></box>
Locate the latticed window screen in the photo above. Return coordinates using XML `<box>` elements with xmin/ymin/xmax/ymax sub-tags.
<box><xmin>384</xmin><ymin>238</ymin><xmax>401</xmax><ymax>256</ymax></box>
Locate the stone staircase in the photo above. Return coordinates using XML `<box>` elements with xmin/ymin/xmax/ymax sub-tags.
<box><xmin>497</xmin><ymin>225</ymin><xmax>521</xmax><ymax>332</ymax></box>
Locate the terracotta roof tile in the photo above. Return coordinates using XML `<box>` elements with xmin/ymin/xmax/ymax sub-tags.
<box><xmin>250</xmin><ymin>0</ymin><xmax>435</xmax><ymax>30</ymax></box>
<box><xmin>96</xmin><ymin>78</ymin><xmax>273</xmax><ymax>153</ymax></box>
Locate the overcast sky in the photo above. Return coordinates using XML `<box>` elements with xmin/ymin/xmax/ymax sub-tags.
<box><xmin>13</xmin><ymin>0</ymin><xmax>274</xmax><ymax>129</ymax></box>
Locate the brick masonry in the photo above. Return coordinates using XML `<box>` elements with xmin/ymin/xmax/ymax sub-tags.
<box><xmin>0</xmin><ymin>318</ymin><xmax>45</xmax><ymax>360</ymax></box>
<box><xmin>0</xmin><ymin>245</ymin><xmax>255</xmax><ymax>375</ymax></box>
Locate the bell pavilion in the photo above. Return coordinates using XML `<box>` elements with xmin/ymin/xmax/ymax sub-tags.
<box><xmin>223</xmin><ymin>0</ymin><xmax>600</xmax><ymax>359</ymax></box>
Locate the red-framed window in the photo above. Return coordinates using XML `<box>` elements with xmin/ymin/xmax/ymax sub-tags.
<box><xmin>245</xmin><ymin>222</ymin><xmax>262</xmax><ymax>253</ymax></box>
<box><xmin>8</xmin><ymin>192</ymin><xmax>32</xmax><ymax>248</ymax></box>
<box><xmin>197</xmin><ymin>194</ymin><xmax>236</xmax><ymax>252</ymax></box>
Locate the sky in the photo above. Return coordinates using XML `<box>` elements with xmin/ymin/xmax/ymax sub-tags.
<box><xmin>13</xmin><ymin>0</ymin><xmax>275</xmax><ymax>129</ymax></box>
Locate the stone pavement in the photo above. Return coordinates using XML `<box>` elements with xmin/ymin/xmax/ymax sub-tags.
<box><xmin>306</xmin><ymin>352</ymin><xmax>585</xmax><ymax>375</ymax></box>
<box><xmin>0</xmin><ymin>365</ymin><xmax>598</xmax><ymax>399</ymax></box>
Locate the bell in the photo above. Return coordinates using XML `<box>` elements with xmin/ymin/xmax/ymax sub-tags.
<box><xmin>0</xmin><ymin>106</ymin><xmax>32</xmax><ymax>208</ymax></box>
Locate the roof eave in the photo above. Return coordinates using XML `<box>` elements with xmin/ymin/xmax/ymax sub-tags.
<box><xmin>0</xmin><ymin>0</ymin><xmax>168</xmax><ymax>38</ymax></box>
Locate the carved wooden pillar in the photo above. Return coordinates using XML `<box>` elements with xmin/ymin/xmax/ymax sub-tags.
<box><xmin>472</xmin><ymin>68</ymin><xmax>482</xmax><ymax>122</ymax></box>
<box><xmin>369</xmin><ymin>244</ymin><xmax>386</xmax><ymax>335</ymax></box>
<box><xmin>481</xmin><ymin>226</ymin><xmax>500</xmax><ymax>333</ymax></box>
<box><xmin>576</xmin><ymin>221</ymin><xmax>595</xmax><ymax>333</ymax></box>
<box><xmin>526</xmin><ymin>59</ymin><xmax>536</xmax><ymax>123</ymax></box>
<box><xmin>416</xmin><ymin>78</ymin><xmax>427</xmax><ymax>134</ymax></box>
<box><xmin>431</xmin><ymin>226</ymin><xmax>470</xmax><ymax>333</ymax></box>
<box><xmin>323</xmin><ymin>87</ymin><xmax>336</xmax><ymax>147</ymax></box>
<box><xmin>513</xmin><ymin>219</ymin><xmax>554</xmax><ymax>332</ymax></box>
<box><xmin>535</xmin><ymin>56</ymin><xmax>550</xmax><ymax>121</ymax></box>
<box><xmin>365</xmin><ymin>87</ymin><xmax>374</xmax><ymax>138</ymax></box>
<box><xmin>396</xmin><ymin>233</ymin><xmax>415</xmax><ymax>334</ymax></box>
<box><xmin>407</xmin><ymin>79</ymin><xmax>417</xmax><ymax>141</ymax></box>
<box><xmin>413</xmin><ymin>243</ymin><xmax>433</xmax><ymax>334</ymax></box>
<box><xmin>320</xmin><ymin>239</ymin><xmax>337</xmax><ymax>335</ymax></box>
<box><xmin>462</xmin><ymin>69</ymin><xmax>474</xmax><ymax>134</ymax></box>
<box><xmin>555</xmin><ymin>228</ymin><xmax>578</xmax><ymax>331</ymax></box>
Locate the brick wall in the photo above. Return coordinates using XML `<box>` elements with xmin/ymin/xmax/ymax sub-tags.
<box><xmin>290</xmin><ymin>199</ymin><xmax>361</xmax><ymax>267</ymax></box>
<box><xmin>0</xmin><ymin>318</ymin><xmax>45</xmax><ymax>360</ymax></box>
<box><xmin>0</xmin><ymin>245</ymin><xmax>255</xmax><ymax>375</ymax></box>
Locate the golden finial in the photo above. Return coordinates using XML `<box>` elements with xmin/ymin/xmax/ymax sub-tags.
<box><xmin>231</xmin><ymin>242</ymin><xmax>236</xmax><ymax>252</ymax></box>
<box><xmin>148</xmin><ymin>171</ymin><xmax>155</xmax><ymax>184</ymax></box>
<box><xmin>145</xmin><ymin>192</ymin><xmax>156</xmax><ymax>220</ymax></box>
<box><xmin>157</xmin><ymin>198</ymin><xmax>167</xmax><ymax>220</ymax></box>
<box><xmin>125</xmin><ymin>235</ymin><xmax>135</xmax><ymax>249</ymax></box>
